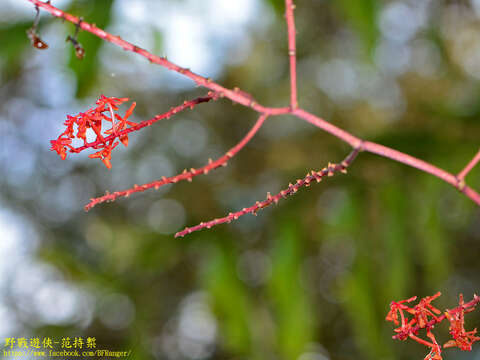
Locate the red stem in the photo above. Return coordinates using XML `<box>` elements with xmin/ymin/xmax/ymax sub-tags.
<box><xmin>29</xmin><ymin>0</ymin><xmax>480</xmax><ymax>207</ymax></box>
<box><xmin>292</xmin><ymin>108</ymin><xmax>362</xmax><ymax>147</ymax></box>
<box><xmin>408</xmin><ymin>333</ymin><xmax>435</xmax><ymax>348</ymax></box>
<box><xmin>292</xmin><ymin>109</ymin><xmax>480</xmax><ymax>205</ymax></box>
<box><xmin>458</xmin><ymin>148</ymin><xmax>480</xmax><ymax>181</ymax></box>
<box><xmin>285</xmin><ymin>0</ymin><xmax>298</xmax><ymax>109</ymax></box>
<box><xmin>85</xmin><ymin>114</ymin><xmax>268</xmax><ymax>211</ymax></box>
<box><xmin>175</xmin><ymin>148</ymin><xmax>360</xmax><ymax>237</ymax></box>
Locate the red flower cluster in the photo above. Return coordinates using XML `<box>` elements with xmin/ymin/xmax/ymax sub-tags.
<box><xmin>50</xmin><ymin>95</ymin><xmax>136</xmax><ymax>169</ymax></box>
<box><xmin>386</xmin><ymin>292</ymin><xmax>480</xmax><ymax>360</ymax></box>
<box><xmin>444</xmin><ymin>294</ymin><xmax>480</xmax><ymax>351</ymax></box>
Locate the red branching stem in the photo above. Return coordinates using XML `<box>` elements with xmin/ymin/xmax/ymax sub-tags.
<box><xmin>458</xmin><ymin>148</ymin><xmax>480</xmax><ymax>181</ymax></box>
<box><xmin>85</xmin><ymin>114</ymin><xmax>268</xmax><ymax>211</ymax></box>
<box><xmin>285</xmin><ymin>0</ymin><xmax>298</xmax><ymax>109</ymax></box>
<box><xmin>27</xmin><ymin>0</ymin><xmax>289</xmax><ymax>116</ymax></box>
<box><xmin>292</xmin><ymin>109</ymin><xmax>480</xmax><ymax>205</ymax></box>
<box><xmin>364</xmin><ymin>142</ymin><xmax>457</xmax><ymax>185</ymax></box>
<box><xmin>175</xmin><ymin>148</ymin><xmax>360</xmax><ymax>237</ymax></box>
<box><xmin>366</xmin><ymin>141</ymin><xmax>480</xmax><ymax>205</ymax></box>
<box><xmin>392</xmin><ymin>294</ymin><xmax>480</xmax><ymax>341</ymax></box>
<box><xmin>30</xmin><ymin>0</ymin><xmax>480</xmax><ymax>207</ymax></box>
<box><xmin>72</xmin><ymin>94</ymin><xmax>215</xmax><ymax>153</ymax></box>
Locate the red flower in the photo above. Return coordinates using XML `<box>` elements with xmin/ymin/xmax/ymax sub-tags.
<box><xmin>88</xmin><ymin>142</ymin><xmax>118</xmax><ymax>170</ymax></box>
<box><xmin>424</xmin><ymin>331</ymin><xmax>442</xmax><ymax>360</ymax></box>
<box><xmin>386</xmin><ymin>295</ymin><xmax>418</xmax><ymax>340</ymax></box>
<box><xmin>50</xmin><ymin>95</ymin><xmax>136</xmax><ymax>169</ymax></box>
<box><xmin>387</xmin><ymin>293</ymin><xmax>479</xmax><ymax>360</ymax></box>
<box><xmin>50</xmin><ymin>136</ymin><xmax>72</xmax><ymax>160</ymax></box>
<box><xmin>95</xmin><ymin>95</ymin><xmax>129</xmax><ymax>111</ymax></box>
<box><xmin>413</xmin><ymin>292</ymin><xmax>442</xmax><ymax>328</ymax></box>
<box><xmin>444</xmin><ymin>294</ymin><xmax>480</xmax><ymax>351</ymax></box>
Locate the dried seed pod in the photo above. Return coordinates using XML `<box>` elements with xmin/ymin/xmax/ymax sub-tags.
<box><xmin>66</xmin><ymin>18</ymin><xmax>85</xmax><ymax>60</ymax></box>
<box><xmin>74</xmin><ymin>43</ymin><xmax>85</xmax><ymax>59</ymax></box>
<box><xmin>27</xmin><ymin>28</ymin><xmax>48</xmax><ymax>50</ymax></box>
<box><xmin>66</xmin><ymin>35</ymin><xmax>85</xmax><ymax>60</ymax></box>
<box><xmin>27</xmin><ymin>6</ymin><xmax>49</xmax><ymax>50</ymax></box>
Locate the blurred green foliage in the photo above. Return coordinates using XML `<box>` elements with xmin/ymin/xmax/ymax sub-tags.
<box><xmin>267</xmin><ymin>220</ymin><xmax>314</xmax><ymax>359</ymax></box>
<box><xmin>1</xmin><ymin>1</ymin><xmax>480</xmax><ymax>360</ymax></box>
<box><xmin>66</xmin><ymin>0</ymin><xmax>114</xmax><ymax>97</ymax></box>
<box><xmin>0</xmin><ymin>22</ymin><xmax>31</xmax><ymax>79</ymax></box>
<box><xmin>335</xmin><ymin>0</ymin><xmax>379</xmax><ymax>56</ymax></box>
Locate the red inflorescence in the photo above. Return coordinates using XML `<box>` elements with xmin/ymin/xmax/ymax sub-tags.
<box><xmin>386</xmin><ymin>293</ymin><xmax>480</xmax><ymax>360</ymax></box>
<box><xmin>50</xmin><ymin>95</ymin><xmax>136</xmax><ymax>169</ymax></box>
<box><xmin>444</xmin><ymin>294</ymin><xmax>480</xmax><ymax>351</ymax></box>
<box><xmin>33</xmin><ymin>0</ymin><xmax>480</xmax><ymax>224</ymax></box>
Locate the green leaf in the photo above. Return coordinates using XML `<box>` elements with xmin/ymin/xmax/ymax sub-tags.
<box><xmin>202</xmin><ymin>244</ymin><xmax>252</xmax><ymax>353</ymax></box>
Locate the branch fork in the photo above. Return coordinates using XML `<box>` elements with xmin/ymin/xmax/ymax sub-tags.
<box><xmin>27</xmin><ymin>0</ymin><xmax>480</xmax><ymax>238</ymax></box>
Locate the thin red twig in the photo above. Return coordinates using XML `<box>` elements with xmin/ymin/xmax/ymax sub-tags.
<box><xmin>85</xmin><ymin>114</ymin><xmax>268</xmax><ymax>211</ymax></box>
<box><xmin>409</xmin><ymin>333</ymin><xmax>435</xmax><ymax>348</ymax></box>
<box><xmin>72</xmin><ymin>94</ymin><xmax>215</xmax><ymax>153</ymax></box>
<box><xmin>293</xmin><ymin>108</ymin><xmax>480</xmax><ymax>205</ymax></box>
<box><xmin>175</xmin><ymin>148</ymin><xmax>360</xmax><ymax>237</ymax></box>
<box><xmin>285</xmin><ymin>0</ymin><xmax>298</xmax><ymax>109</ymax></box>
<box><xmin>28</xmin><ymin>0</ymin><xmax>480</xmax><ymax>208</ymax></box>
<box><xmin>458</xmin><ymin>148</ymin><xmax>480</xmax><ymax>181</ymax></box>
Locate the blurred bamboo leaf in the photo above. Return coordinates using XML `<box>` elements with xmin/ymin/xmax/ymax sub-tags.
<box><xmin>0</xmin><ymin>23</ymin><xmax>31</xmax><ymax>79</ymax></box>
<box><xmin>202</xmin><ymin>244</ymin><xmax>252</xmax><ymax>354</ymax></box>
<box><xmin>323</xmin><ymin>192</ymin><xmax>392</xmax><ymax>358</ymax></box>
<box><xmin>265</xmin><ymin>0</ymin><xmax>285</xmax><ymax>16</ymax></box>
<box><xmin>334</xmin><ymin>0</ymin><xmax>379</xmax><ymax>56</ymax></box>
<box><xmin>415</xmin><ymin>178</ymin><xmax>451</xmax><ymax>288</ymax></box>
<box><xmin>268</xmin><ymin>219</ymin><xmax>314</xmax><ymax>359</ymax></box>
<box><xmin>66</xmin><ymin>0</ymin><xmax>113</xmax><ymax>97</ymax></box>
<box><xmin>380</xmin><ymin>184</ymin><xmax>412</xmax><ymax>301</ymax></box>
<box><xmin>152</xmin><ymin>28</ymin><xmax>164</xmax><ymax>57</ymax></box>
<box><xmin>343</xmin><ymin>261</ymin><xmax>391</xmax><ymax>358</ymax></box>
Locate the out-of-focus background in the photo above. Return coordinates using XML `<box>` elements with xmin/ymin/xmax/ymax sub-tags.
<box><xmin>1</xmin><ymin>0</ymin><xmax>479</xmax><ymax>359</ymax></box>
